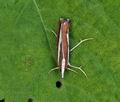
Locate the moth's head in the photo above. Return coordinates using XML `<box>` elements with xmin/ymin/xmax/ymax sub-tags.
<box><xmin>60</xmin><ymin>18</ymin><xmax>70</xmax><ymax>25</ymax></box>
<box><xmin>59</xmin><ymin>18</ymin><xmax>70</xmax><ymax>33</ymax></box>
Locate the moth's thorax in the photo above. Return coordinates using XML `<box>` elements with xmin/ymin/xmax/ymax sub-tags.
<box><xmin>57</xmin><ymin>18</ymin><xmax>70</xmax><ymax>70</ymax></box>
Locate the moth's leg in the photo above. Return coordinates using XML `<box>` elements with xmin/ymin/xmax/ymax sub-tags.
<box><xmin>48</xmin><ymin>67</ymin><xmax>59</xmax><ymax>73</ymax></box>
<box><xmin>51</xmin><ymin>30</ymin><xmax>57</xmax><ymax>37</ymax></box>
<box><xmin>70</xmin><ymin>38</ymin><xmax>94</xmax><ymax>52</ymax></box>
<box><xmin>67</xmin><ymin>68</ymin><xmax>78</xmax><ymax>74</ymax></box>
<box><xmin>46</xmin><ymin>28</ymin><xmax>57</xmax><ymax>37</ymax></box>
<box><xmin>68</xmin><ymin>63</ymin><xmax>88</xmax><ymax>79</ymax></box>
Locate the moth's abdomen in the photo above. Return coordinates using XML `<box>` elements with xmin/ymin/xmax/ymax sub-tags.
<box><xmin>58</xmin><ymin>43</ymin><xmax>68</xmax><ymax>68</ymax></box>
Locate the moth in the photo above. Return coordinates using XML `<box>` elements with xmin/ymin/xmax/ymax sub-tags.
<box><xmin>49</xmin><ymin>18</ymin><xmax>93</xmax><ymax>79</ymax></box>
